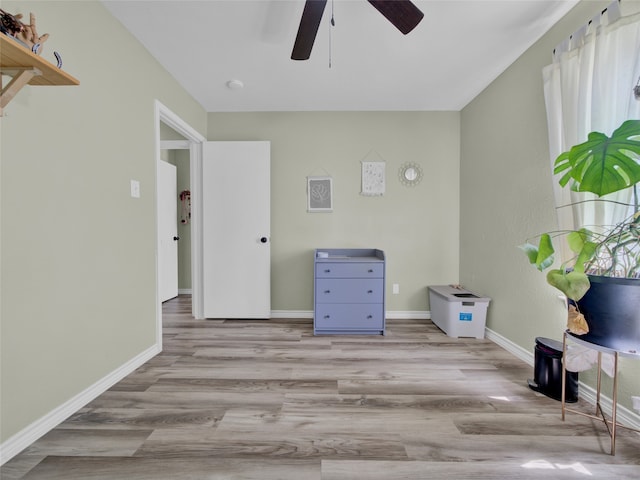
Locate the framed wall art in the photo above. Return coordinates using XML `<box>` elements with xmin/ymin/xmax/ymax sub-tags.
<box><xmin>307</xmin><ymin>176</ymin><xmax>333</xmax><ymax>212</ymax></box>
<box><xmin>361</xmin><ymin>160</ymin><xmax>386</xmax><ymax>196</ymax></box>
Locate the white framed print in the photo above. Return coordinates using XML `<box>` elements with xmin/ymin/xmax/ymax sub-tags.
<box><xmin>307</xmin><ymin>176</ymin><xmax>333</xmax><ymax>212</ymax></box>
<box><xmin>361</xmin><ymin>160</ymin><xmax>385</xmax><ymax>196</ymax></box>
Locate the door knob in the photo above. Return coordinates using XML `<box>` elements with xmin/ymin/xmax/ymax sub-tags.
<box><xmin>260</xmin><ymin>237</ymin><xmax>268</xmax><ymax>243</ymax></box>
<box><xmin>173</xmin><ymin>236</ymin><xmax>180</xmax><ymax>241</ymax></box>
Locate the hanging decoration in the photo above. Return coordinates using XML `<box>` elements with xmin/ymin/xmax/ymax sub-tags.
<box><xmin>398</xmin><ymin>161</ymin><xmax>423</xmax><ymax>187</ymax></box>
<box><xmin>307</xmin><ymin>176</ymin><xmax>333</xmax><ymax>212</ymax></box>
<box><xmin>634</xmin><ymin>76</ymin><xmax>640</xmax><ymax>100</ymax></box>
<box><xmin>180</xmin><ymin>190</ymin><xmax>191</xmax><ymax>224</ymax></box>
<box><xmin>361</xmin><ymin>151</ymin><xmax>386</xmax><ymax>196</ymax></box>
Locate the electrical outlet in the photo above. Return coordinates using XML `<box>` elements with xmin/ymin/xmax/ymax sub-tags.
<box><xmin>392</xmin><ymin>283</ymin><xmax>400</xmax><ymax>294</ymax></box>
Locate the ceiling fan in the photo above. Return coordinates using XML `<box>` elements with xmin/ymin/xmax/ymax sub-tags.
<box><xmin>291</xmin><ymin>0</ymin><xmax>424</xmax><ymax>60</ymax></box>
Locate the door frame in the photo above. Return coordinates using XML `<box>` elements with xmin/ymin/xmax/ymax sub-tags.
<box><xmin>154</xmin><ymin>101</ymin><xmax>206</xmax><ymax>348</ymax></box>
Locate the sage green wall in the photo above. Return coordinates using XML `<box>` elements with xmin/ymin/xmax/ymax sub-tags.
<box><xmin>460</xmin><ymin>0</ymin><xmax>640</xmax><ymax>413</ymax></box>
<box><xmin>0</xmin><ymin>0</ymin><xmax>206</xmax><ymax>443</ymax></box>
<box><xmin>208</xmin><ymin>112</ymin><xmax>461</xmax><ymax>312</ymax></box>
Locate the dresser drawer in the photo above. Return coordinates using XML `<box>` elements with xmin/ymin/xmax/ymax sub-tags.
<box><xmin>315</xmin><ymin>304</ymin><xmax>384</xmax><ymax>330</ymax></box>
<box><xmin>315</xmin><ymin>279</ymin><xmax>383</xmax><ymax>304</ymax></box>
<box><xmin>315</xmin><ymin>262</ymin><xmax>383</xmax><ymax>278</ymax></box>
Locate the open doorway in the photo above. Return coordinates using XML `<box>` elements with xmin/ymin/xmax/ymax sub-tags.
<box><xmin>154</xmin><ymin>101</ymin><xmax>206</xmax><ymax>349</ymax></box>
<box><xmin>158</xmin><ymin>141</ymin><xmax>187</xmax><ymax>302</ymax></box>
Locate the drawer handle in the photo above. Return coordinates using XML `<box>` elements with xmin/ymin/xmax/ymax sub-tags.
<box><xmin>324</xmin><ymin>269</ymin><xmax>331</xmax><ymax>273</ymax></box>
<box><xmin>368</xmin><ymin>269</ymin><xmax>374</xmax><ymax>273</ymax></box>
<box><xmin>367</xmin><ymin>315</ymin><xmax>373</xmax><ymax>319</ymax></box>
<box><xmin>367</xmin><ymin>290</ymin><xmax>373</xmax><ymax>294</ymax></box>
<box><xmin>324</xmin><ymin>290</ymin><xmax>331</xmax><ymax>294</ymax></box>
<box><xmin>324</xmin><ymin>315</ymin><xmax>330</xmax><ymax>319</ymax></box>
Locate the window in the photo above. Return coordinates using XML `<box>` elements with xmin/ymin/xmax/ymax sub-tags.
<box><xmin>543</xmin><ymin>1</ymin><xmax>640</xmax><ymax>261</ymax></box>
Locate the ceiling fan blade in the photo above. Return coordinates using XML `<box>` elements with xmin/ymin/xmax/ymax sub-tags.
<box><xmin>291</xmin><ymin>0</ymin><xmax>328</xmax><ymax>60</ymax></box>
<box><xmin>367</xmin><ymin>0</ymin><xmax>424</xmax><ymax>35</ymax></box>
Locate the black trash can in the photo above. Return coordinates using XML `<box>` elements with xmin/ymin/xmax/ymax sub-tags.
<box><xmin>527</xmin><ymin>337</ymin><xmax>578</xmax><ymax>402</ymax></box>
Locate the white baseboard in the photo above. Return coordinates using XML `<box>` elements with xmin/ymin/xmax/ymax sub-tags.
<box><xmin>270</xmin><ymin>310</ymin><xmax>313</xmax><ymax>319</ymax></box>
<box><xmin>485</xmin><ymin>327</ymin><xmax>640</xmax><ymax>431</ymax></box>
<box><xmin>178</xmin><ymin>288</ymin><xmax>192</xmax><ymax>295</ymax></box>
<box><xmin>387</xmin><ymin>310</ymin><xmax>430</xmax><ymax>320</ymax></box>
<box><xmin>485</xmin><ymin>328</ymin><xmax>535</xmax><ymax>365</ymax></box>
<box><xmin>270</xmin><ymin>310</ymin><xmax>430</xmax><ymax>320</ymax></box>
<box><xmin>0</xmin><ymin>343</ymin><xmax>161</xmax><ymax>465</ymax></box>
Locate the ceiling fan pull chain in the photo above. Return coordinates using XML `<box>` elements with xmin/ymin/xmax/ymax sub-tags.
<box><xmin>330</xmin><ymin>0</ymin><xmax>335</xmax><ymax>27</ymax></box>
<box><xmin>329</xmin><ymin>0</ymin><xmax>335</xmax><ymax>68</ymax></box>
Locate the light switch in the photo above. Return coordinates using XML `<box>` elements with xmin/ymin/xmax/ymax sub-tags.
<box><xmin>130</xmin><ymin>180</ymin><xmax>140</xmax><ymax>198</ymax></box>
<box><xmin>393</xmin><ymin>284</ymin><xmax>400</xmax><ymax>294</ymax></box>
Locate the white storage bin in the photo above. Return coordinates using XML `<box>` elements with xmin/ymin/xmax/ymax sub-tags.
<box><xmin>428</xmin><ymin>285</ymin><xmax>491</xmax><ymax>339</ymax></box>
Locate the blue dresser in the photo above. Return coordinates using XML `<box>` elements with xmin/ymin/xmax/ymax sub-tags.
<box><xmin>314</xmin><ymin>248</ymin><xmax>386</xmax><ymax>335</ymax></box>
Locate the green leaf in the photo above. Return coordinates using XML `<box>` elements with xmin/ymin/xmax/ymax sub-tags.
<box><xmin>567</xmin><ymin>229</ymin><xmax>590</xmax><ymax>254</ymax></box>
<box><xmin>554</xmin><ymin>119</ymin><xmax>640</xmax><ymax>197</ymax></box>
<box><xmin>519</xmin><ymin>243</ymin><xmax>540</xmax><ymax>265</ymax></box>
<box><xmin>574</xmin><ymin>241</ymin><xmax>597</xmax><ymax>274</ymax></box>
<box><xmin>563</xmin><ymin>230</ymin><xmax>597</xmax><ymax>273</ymax></box>
<box><xmin>519</xmin><ymin>234</ymin><xmax>555</xmax><ymax>271</ymax></box>
<box><xmin>535</xmin><ymin>233</ymin><xmax>555</xmax><ymax>271</ymax></box>
<box><xmin>546</xmin><ymin>269</ymin><xmax>591</xmax><ymax>300</ymax></box>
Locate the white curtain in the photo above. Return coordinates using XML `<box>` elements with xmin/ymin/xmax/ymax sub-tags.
<box><xmin>543</xmin><ymin>0</ymin><xmax>640</xmax><ymax>253</ymax></box>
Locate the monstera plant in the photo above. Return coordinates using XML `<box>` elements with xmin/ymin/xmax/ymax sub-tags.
<box><xmin>520</xmin><ymin>119</ymin><xmax>640</xmax><ymax>349</ymax></box>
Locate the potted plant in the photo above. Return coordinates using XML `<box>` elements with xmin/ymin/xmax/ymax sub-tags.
<box><xmin>520</xmin><ymin>119</ymin><xmax>640</xmax><ymax>353</ymax></box>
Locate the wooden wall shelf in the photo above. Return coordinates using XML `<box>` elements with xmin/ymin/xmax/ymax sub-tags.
<box><xmin>0</xmin><ymin>34</ymin><xmax>79</xmax><ymax>115</ymax></box>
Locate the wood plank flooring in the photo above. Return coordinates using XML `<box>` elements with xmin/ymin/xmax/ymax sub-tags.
<box><xmin>3</xmin><ymin>295</ymin><xmax>640</xmax><ymax>479</ymax></box>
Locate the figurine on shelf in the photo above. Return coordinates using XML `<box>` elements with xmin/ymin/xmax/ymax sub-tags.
<box><xmin>17</xmin><ymin>12</ymin><xmax>49</xmax><ymax>55</ymax></box>
<box><xmin>0</xmin><ymin>9</ymin><xmax>48</xmax><ymax>55</ymax></box>
<box><xmin>0</xmin><ymin>8</ymin><xmax>23</xmax><ymax>36</ymax></box>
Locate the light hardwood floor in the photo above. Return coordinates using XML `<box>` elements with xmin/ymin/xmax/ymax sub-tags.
<box><xmin>2</xmin><ymin>295</ymin><xmax>639</xmax><ymax>479</ymax></box>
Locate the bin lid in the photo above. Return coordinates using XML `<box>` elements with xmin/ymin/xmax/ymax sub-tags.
<box><xmin>428</xmin><ymin>285</ymin><xmax>491</xmax><ymax>303</ymax></box>
<box><xmin>535</xmin><ymin>337</ymin><xmax>564</xmax><ymax>354</ymax></box>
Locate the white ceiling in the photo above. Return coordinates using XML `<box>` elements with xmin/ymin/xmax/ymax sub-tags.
<box><xmin>102</xmin><ymin>0</ymin><xmax>578</xmax><ymax>112</ymax></box>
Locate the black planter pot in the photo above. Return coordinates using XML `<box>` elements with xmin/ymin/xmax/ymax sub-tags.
<box><xmin>572</xmin><ymin>275</ymin><xmax>640</xmax><ymax>354</ymax></box>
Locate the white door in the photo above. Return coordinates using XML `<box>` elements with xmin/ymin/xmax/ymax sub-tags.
<box><xmin>202</xmin><ymin>141</ymin><xmax>270</xmax><ymax>318</ymax></box>
<box><xmin>158</xmin><ymin>160</ymin><xmax>179</xmax><ymax>302</ymax></box>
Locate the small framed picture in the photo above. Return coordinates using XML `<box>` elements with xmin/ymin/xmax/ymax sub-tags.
<box><xmin>361</xmin><ymin>160</ymin><xmax>385</xmax><ymax>196</ymax></box>
<box><xmin>307</xmin><ymin>176</ymin><xmax>333</xmax><ymax>212</ymax></box>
